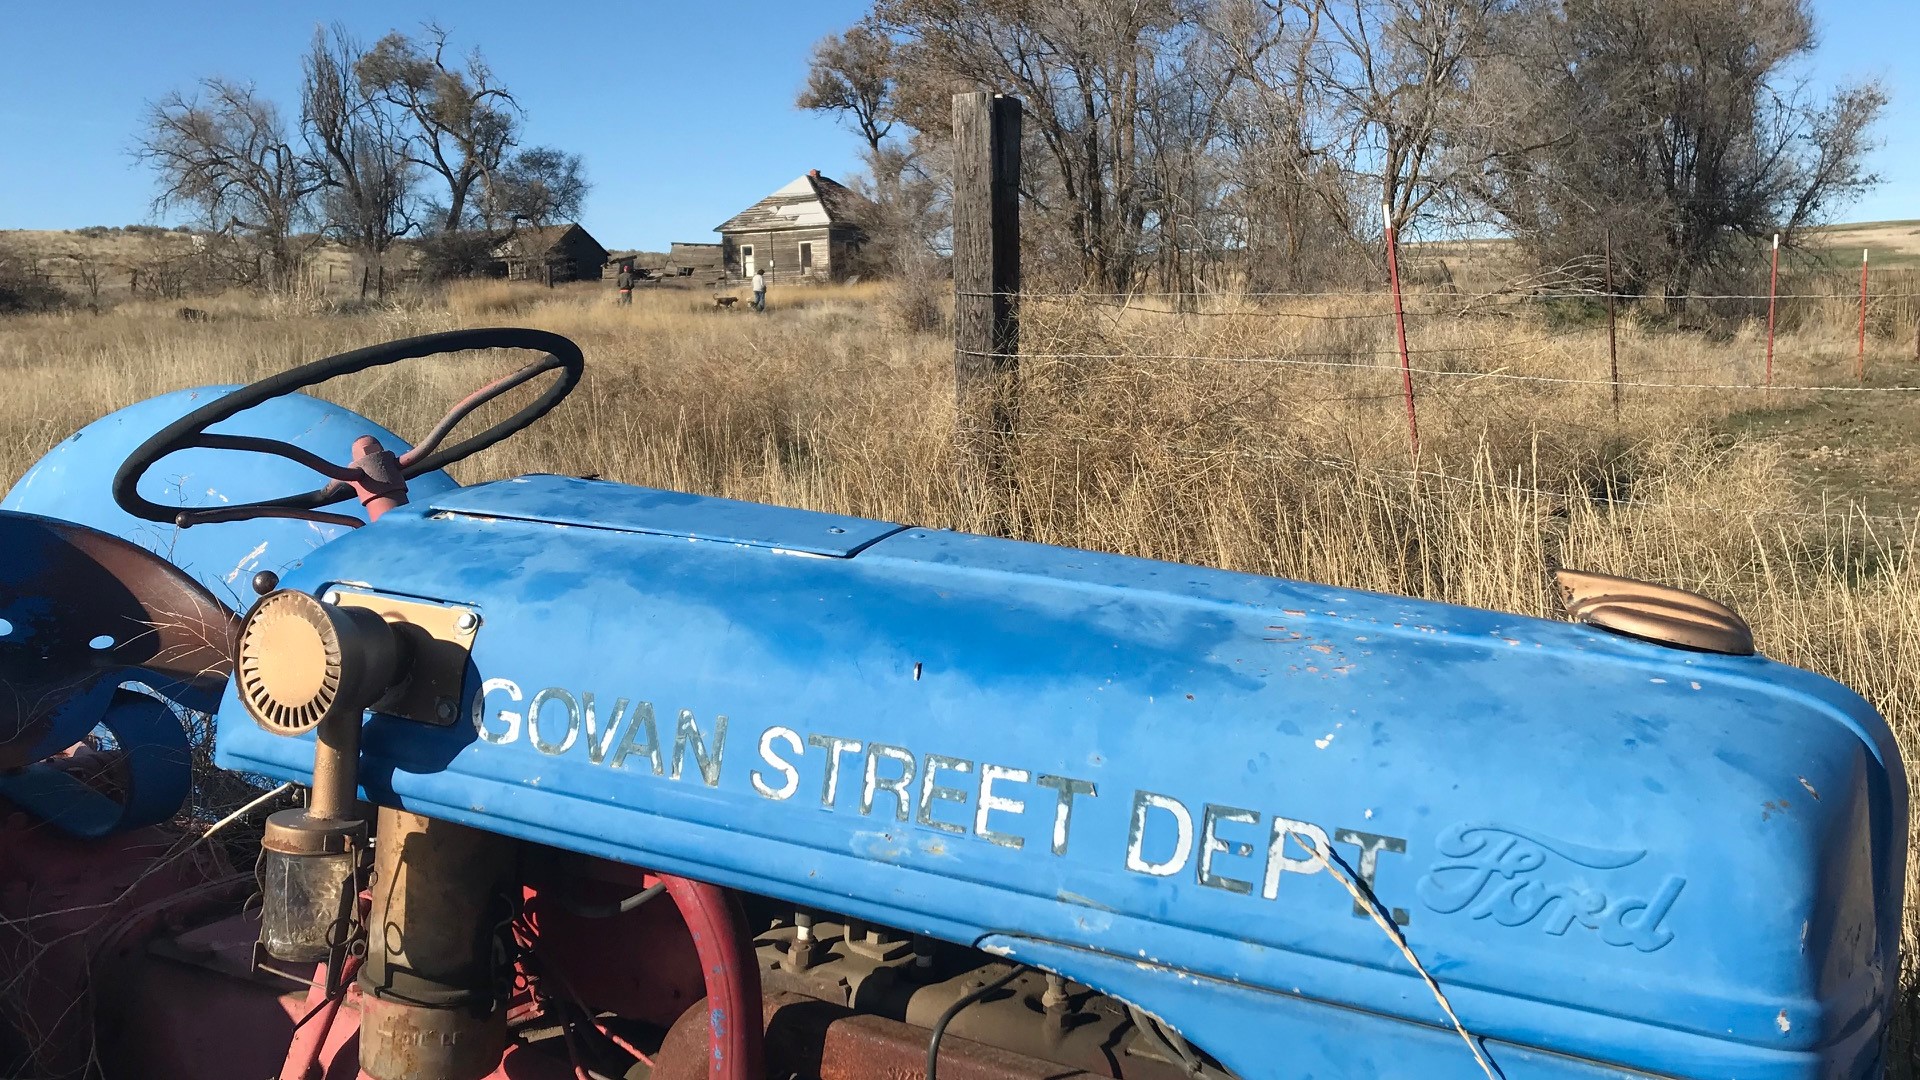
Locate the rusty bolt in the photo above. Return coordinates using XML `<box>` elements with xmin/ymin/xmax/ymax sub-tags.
<box><xmin>788</xmin><ymin>937</ymin><xmax>816</xmax><ymax>972</ymax></box>
<box><xmin>1042</xmin><ymin>973</ymin><xmax>1068</xmax><ymax>1011</ymax></box>
<box><xmin>1042</xmin><ymin>972</ymin><xmax>1069</xmax><ymax>1031</ymax></box>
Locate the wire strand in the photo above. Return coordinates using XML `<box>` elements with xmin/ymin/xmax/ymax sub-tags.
<box><xmin>960</xmin><ymin>289</ymin><xmax>1914</xmax><ymax>302</ymax></box>
<box><xmin>959</xmin><ymin>348</ymin><xmax>1920</xmax><ymax>394</ymax></box>
<box><xmin>957</xmin><ymin>427</ymin><xmax>1919</xmax><ymax>526</ymax></box>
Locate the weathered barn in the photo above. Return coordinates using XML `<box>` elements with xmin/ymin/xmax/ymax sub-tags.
<box><xmin>715</xmin><ymin>171</ymin><xmax>874</xmax><ymax>282</ymax></box>
<box><xmin>492</xmin><ymin>224</ymin><xmax>609</xmax><ymax>283</ymax></box>
<box><xmin>668</xmin><ymin>241</ymin><xmax>723</xmax><ymax>274</ymax></box>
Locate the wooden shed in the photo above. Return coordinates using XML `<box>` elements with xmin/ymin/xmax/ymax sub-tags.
<box><xmin>492</xmin><ymin>224</ymin><xmax>609</xmax><ymax>283</ymax></box>
<box><xmin>715</xmin><ymin>171</ymin><xmax>874</xmax><ymax>283</ymax></box>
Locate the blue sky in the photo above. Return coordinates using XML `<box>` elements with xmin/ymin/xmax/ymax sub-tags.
<box><xmin>0</xmin><ymin>1</ymin><xmax>1911</xmax><ymax>249</ymax></box>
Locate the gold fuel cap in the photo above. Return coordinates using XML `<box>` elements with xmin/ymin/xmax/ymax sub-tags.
<box><xmin>1554</xmin><ymin>568</ymin><xmax>1755</xmax><ymax>656</ymax></box>
<box><xmin>236</xmin><ymin>590</ymin><xmax>403</xmax><ymax>734</ymax></box>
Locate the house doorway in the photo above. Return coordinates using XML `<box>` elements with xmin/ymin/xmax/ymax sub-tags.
<box><xmin>741</xmin><ymin>245</ymin><xmax>756</xmax><ymax>278</ymax></box>
<box><xmin>799</xmin><ymin>242</ymin><xmax>813</xmax><ymax>275</ymax></box>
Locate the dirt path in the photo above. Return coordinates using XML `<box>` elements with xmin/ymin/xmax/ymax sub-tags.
<box><xmin>1723</xmin><ymin>369</ymin><xmax>1920</xmax><ymax>520</ymax></box>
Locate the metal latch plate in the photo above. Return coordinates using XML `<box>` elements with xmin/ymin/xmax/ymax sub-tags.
<box><xmin>329</xmin><ymin>590</ymin><xmax>478</xmax><ymax>725</ymax></box>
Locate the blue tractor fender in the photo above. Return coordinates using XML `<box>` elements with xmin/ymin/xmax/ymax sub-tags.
<box><xmin>0</xmin><ymin>387</ymin><xmax>458</xmax><ymax>835</ymax></box>
<box><xmin>2</xmin><ymin>386</ymin><xmax>460</xmax><ymax>605</ymax></box>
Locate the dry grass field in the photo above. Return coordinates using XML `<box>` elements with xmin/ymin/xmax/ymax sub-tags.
<box><xmin>5</xmin><ymin>273</ymin><xmax>1920</xmax><ymax>1064</ymax></box>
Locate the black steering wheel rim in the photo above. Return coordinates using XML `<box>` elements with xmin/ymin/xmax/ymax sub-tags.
<box><xmin>111</xmin><ymin>327</ymin><xmax>584</xmax><ymax>525</ymax></box>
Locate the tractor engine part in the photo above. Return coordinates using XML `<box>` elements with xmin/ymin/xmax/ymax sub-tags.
<box><xmin>357</xmin><ymin>809</ymin><xmax>513</xmax><ymax>1080</ymax></box>
<box><xmin>237</xmin><ymin>588</ymin><xmax>403</xmax><ymax>964</ymax></box>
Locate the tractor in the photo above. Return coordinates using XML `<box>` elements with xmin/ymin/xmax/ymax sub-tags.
<box><xmin>0</xmin><ymin>328</ymin><xmax>1906</xmax><ymax>1079</ymax></box>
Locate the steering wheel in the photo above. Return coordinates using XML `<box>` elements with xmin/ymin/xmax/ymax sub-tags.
<box><xmin>112</xmin><ymin>327</ymin><xmax>584</xmax><ymax>529</ymax></box>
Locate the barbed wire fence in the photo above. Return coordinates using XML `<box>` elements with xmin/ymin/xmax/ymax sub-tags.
<box><xmin>948</xmin><ymin>95</ymin><xmax>1920</xmax><ymax>536</ymax></box>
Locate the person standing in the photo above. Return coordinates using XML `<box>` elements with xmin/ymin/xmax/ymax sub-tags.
<box><xmin>616</xmin><ymin>263</ymin><xmax>634</xmax><ymax>305</ymax></box>
<box><xmin>751</xmin><ymin>267</ymin><xmax>767</xmax><ymax>312</ymax></box>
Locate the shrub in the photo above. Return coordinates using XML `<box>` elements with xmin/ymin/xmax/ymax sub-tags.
<box><xmin>0</xmin><ymin>247</ymin><xmax>65</xmax><ymax>314</ymax></box>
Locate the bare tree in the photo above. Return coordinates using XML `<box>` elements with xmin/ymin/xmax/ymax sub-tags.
<box><xmin>1212</xmin><ymin>0</ymin><xmax>1378</xmax><ymax>288</ymax></box>
<box><xmin>1296</xmin><ymin>0</ymin><xmax>1510</xmax><ymax>235</ymax></box>
<box><xmin>875</xmin><ymin>0</ymin><xmax>1207</xmax><ymax>291</ymax></box>
<box><xmin>355</xmin><ymin>25</ymin><xmax>519</xmax><ymax>235</ymax></box>
<box><xmin>0</xmin><ymin>239</ymin><xmax>64</xmax><ymax>313</ymax></box>
<box><xmin>1468</xmin><ymin>0</ymin><xmax>1886</xmax><ymax>294</ymax></box>
<box><xmin>798</xmin><ymin>20</ymin><xmax>902</xmax><ymax>157</ymax></box>
<box><xmin>800</xmin><ymin>16</ymin><xmax>957</xmax><ymax>282</ymax></box>
<box><xmin>494</xmin><ymin>147</ymin><xmax>589</xmax><ymax>228</ymax></box>
<box><xmin>135</xmin><ymin>79</ymin><xmax>321</xmax><ymax>291</ymax></box>
<box><xmin>812</xmin><ymin>0</ymin><xmax>1888</xmax><ymax>293</ymax></box>
<box><xmin>302</xmin><ymin>25</ymin><xmax>415</xmax><ymax>268</ymax></box>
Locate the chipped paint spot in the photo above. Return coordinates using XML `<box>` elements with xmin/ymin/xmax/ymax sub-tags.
<box><xmin>224</xmin><ymin>540</ymin><xmax>271</xmax><ymax>583</ymax></box>
<box><xmin>1798</xmin><ymin>777</ymin><xmax>1820</xmax><ymax>800</ymax></box>
<box><xmin>1058</xmin><ymin>890</ymin><xmax>1116</xmax><ymax>912</ymax></box>
<box><xmin>1775</xmin><ymin>1010</ymin><xmax>1790</xmax><ymax>1034</ymax></box>
<box><xmin>1315</xmin><ymin>733</ymin><xmax>1335</xmax><ymax>749</ymax></box>
<box><xmin>1690</xmin><ymin>681</ymin><xmax>1702</xmax><ymax>690</ymax></box>
<box><xmin>1364</xmin><ymin>808</ymin><xmax>1374</xmax><ymax>819</ymax></box>
<box><xmin>1650</xmin><ymin>678</ymin><xmax>1667</xmax><ymax>684</ymax></box>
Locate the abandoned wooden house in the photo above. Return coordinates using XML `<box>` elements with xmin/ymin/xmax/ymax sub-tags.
<box><xmin>491</xmin><ymin>224</ymin><xmax>609</xmax><ymax>283</ymax></box>
<box><xmin>668</xmin><ymin>241</ymin><xmax>723</xmax><ymax>274</ymax></box>
<box><xmin>715</xmin><ymin>171</ymin><xmax>874</xmax><ymax>282</ymax></box>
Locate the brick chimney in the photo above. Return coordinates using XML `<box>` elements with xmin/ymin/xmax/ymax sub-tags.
<box><xmin>809</xmin><ymin>169</ymin><xmax>821</xmax><ymax>178</ymax></box>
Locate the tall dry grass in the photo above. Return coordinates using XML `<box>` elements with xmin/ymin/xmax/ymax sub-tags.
<box><xmin>3</xmin><ymin>275</ymin><xmax>1919</xmax><ymax>1066</ymax></box>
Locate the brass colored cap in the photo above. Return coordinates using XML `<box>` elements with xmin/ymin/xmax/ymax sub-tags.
<box><xmin>1554</xmin><ymin>568</ymin><xmax>1755</xmax><ymax>656</ymax></box>
<box><xmin>236</xmin><ymin>590</ymin><xmax>401</xmax><ymax>734</ymax></box>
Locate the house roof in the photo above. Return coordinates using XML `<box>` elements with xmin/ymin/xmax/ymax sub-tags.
<box><xmin>715</xmin><ymin>172</ymin><xmax>874</xmax><ymax>234</ymax></box>
<box><xmin>496</xmin><ymin>223</ymin><xmax>607</xmax><ymax>261</ymax></box>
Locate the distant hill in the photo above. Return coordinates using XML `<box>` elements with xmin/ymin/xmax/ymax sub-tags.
<box><xmin>1808</xmin><ymin>220</ymin><xmax>1920</xmax><ymax>269</ymax></box>
<box><xmin>0</xmin><ymin>227</ymin><xmax>362</xmax><ymax>301</ymax></box>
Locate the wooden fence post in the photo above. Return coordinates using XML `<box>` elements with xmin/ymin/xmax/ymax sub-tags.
<box><xmin>1605</xmin><ymin>237</ymin><xmax>1620</xmax><ymax>416</ymax></box>
<box><xmin>1856</xmin><ymin>248</ymin><xmax>1869</xmax><ymax>384</ymax></box>
<box><xmin>1382</xmin><ymin>202</ymin><xmax>1418</xmax><ymax>460</ymax></box>
<box><xmin>952</xmin><ymin>91</ymin><xmax>1023</xmax><ymax>519</ymax></box>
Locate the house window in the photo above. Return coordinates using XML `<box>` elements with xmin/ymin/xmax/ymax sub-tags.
<box><xmin>799</xmin><ymin>242</ymin><xmax>814</xmax><ymax>273</ymax></box>
<box><xmin>740</xmin><ymin>244</ymin><xmax>755</xmax><ymax>277</ymax></box>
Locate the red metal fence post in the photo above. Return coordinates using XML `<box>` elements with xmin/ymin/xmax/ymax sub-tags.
<box><xmin>1765</xmin><ymin>233</ymin><xmax>1779</xmax><ymax>389</ymax></box>
<box><xmin>1383</xmin><ymin>202</ymin><xmax>1419</xmax><ymax>460</ymax></box>
<box><xmin>1857</xmin><ymin>248</ymin><xmax>1869</xmax><ymax>384</ymax></box>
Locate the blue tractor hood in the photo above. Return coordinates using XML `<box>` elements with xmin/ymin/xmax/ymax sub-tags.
<box><xmin>214</xmin><ymin>474</ymin><xmax>1907</xmax><ymax>1080</ymax></box>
